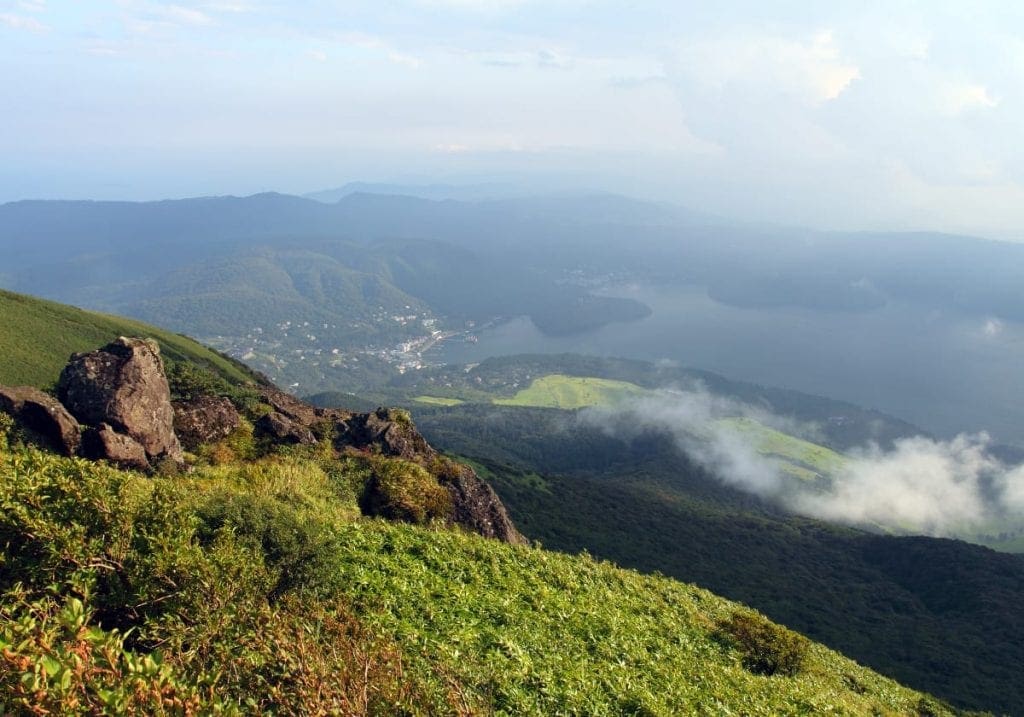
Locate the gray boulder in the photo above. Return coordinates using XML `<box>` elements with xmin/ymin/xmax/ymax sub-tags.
<box><xmin>0</xmin><ymin>385</ymin><xmax>81</xmax><ymax>456</ymax></box>
<box><xmin>57</xmin><ymin>337</ymin><xmax>183</xmax><ymax>464</ymax></box>
<box><xmin>255</xmin><ymin>411</ymin><xmax>317</xmax><ymax>445</ymax></box>
<box><xmin>82</xmin><ymin>423</ymin><xmax>151</xmax><ymax>471</ymax></box>
<box><xmin>173</xmin><ymin>395</ymin><xmax>241</xmax><ymax>450</ymax></box>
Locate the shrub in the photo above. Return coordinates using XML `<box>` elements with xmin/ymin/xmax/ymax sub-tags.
<box><xmin>196</xmin><ymin>492</ymin><xmax>341</xmax><ymax>599</ymax></box>
<box><xmin>359</xmin><ymin>457</ymin><xmax>452</xmax><ymax>525</ymax></box>
<box><xmin>0</xmin><ymin>584</ymin><xmax>213</xmax><ymax>715</ymax></box>
<box><xmin>166</xmin><ymin>361</ymin><xmax>260</xmax><ymax>413</ymax></box>
<box><xmin>717</xmin><ymin>609</ymin><xmax>809</xmax><ymax>677</ymax></box>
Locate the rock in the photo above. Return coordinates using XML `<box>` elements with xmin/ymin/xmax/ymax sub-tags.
<box><xmin>0</xmin><ymin>385</ymin><xmax>81</xmax><ymax>456</ymax></box>
<box><xmin>82</xmin><ymin>423</ymin><xmax>151</xmax><ymax>471</ymax></box>
<box><xmin>57</xmin><ymin>337</ymin><xmax>182</xmax><ymax>464</ymax></box>
<box><xmin>254</xmin><ymin>411</ymin><xmax>317</xmax><ymax>445</ymax></box>
<box><xmin>173</xmin><ymin>395</ymin><xmax>241</xmax><ymax>450</ymax></box>
<box><xmin>258</xmin><ymin>386</ymin><xmax>324</xmax><ymax>426</ymax></box>
<box><xmin>256</xmin><ymin>387</ymin><xmax>525</xmax><ymax>544</ymax></box>
<box><xmin>343</xmin><ymin>408</ymin><xmax>436</xmax><ymax>460</ymax></box>
<box><xmin>435</xmin><ymin>460</ymin><xmax>527</xmax><ymax>545</ymax></box>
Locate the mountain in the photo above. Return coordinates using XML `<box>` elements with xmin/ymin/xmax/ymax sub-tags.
<box><xmin>0</xmin><ymin>297</ymin><xmax>961</xmax><ymax>715</ymax></box>
<box><xmin>0</xmin><ymin>440</ymin><xmax>960</xmax><ymax>715</ymax></box>
<box><xmin>354</xmin><ymin>353</ymin><xmax>1024</xmax><ymax>714</ymax></box>
<box><xmin>0</xmin><ymin>288</ymin><xmax>256</xmax><ymax>389</ymax></box>
<box><xmin>303</xmin><ymin>180</ymin><xmax>527</xmax><ymax>203</ymax></box>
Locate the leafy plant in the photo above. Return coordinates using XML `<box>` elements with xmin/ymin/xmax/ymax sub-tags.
<box><xmin>717</xmin><ymin>609</ymin><xmax>809</xmax><ymax>677</ymax></box>
<box><xmin>358</xmin><ymin>456</ymin><xmax>452</xmax><ymax>525</ymax></box>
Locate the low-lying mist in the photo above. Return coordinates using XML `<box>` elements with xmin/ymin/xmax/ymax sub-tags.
<box><xmin>580</xmin><ymin>386</ymin><xmax>1024</xmax><ymax>537</ymax></box>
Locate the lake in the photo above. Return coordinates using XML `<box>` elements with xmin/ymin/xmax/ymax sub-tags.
<box><xmin>430</xmin><ymin>283</ymin><xmax>1024</xmax><ymax>446</ymax></box>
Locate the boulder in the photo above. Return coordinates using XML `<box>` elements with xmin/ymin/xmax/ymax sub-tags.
<box><xmin>57</xmin><ymin>337</ymin><xmax>182</xmax><ymax>463</ymax></box>
<box><xmin>173</xmin><ymin>395</ymin><xmax>241</xmax><ymax>450</ymax></box>
<box><xmin>254</xmin><ymin>411</ymin><xmax>317</xmax><ymax>445</ymax></box>
<box><xmin>343</xmin><ymin>408</ymin><xmax>436</xmax><ymax>460</ymax></box>
<box><xmin>436</xmin><ymin>460</ymin><xmax>527</xmax><ymax>545</ymax></box>
<box><xmin>0</xmin><ymin>385</ymin><xmax>81</xmax><ymax>456</ymax></box>
<box><xmin>82</xmin><ymin>423</ymin><xmax>151</xmax><ymax>471</ymax></box>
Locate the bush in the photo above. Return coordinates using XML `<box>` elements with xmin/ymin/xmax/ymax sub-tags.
<box><xmin>196</xmin><ymin>492</ymin><xmax>341</xmax><ymax>599</ymax></box>
<box><xmin>166</xmin><ymin>361</ymin><xmax>260</xmax><ymax>413</ymax></box>
<box><xmin>359</xmin><ymin>457</ymin><xmax>452</xmax><ymax>525</ymax></box>
<box><xmin>717</xmin><ymin>609</ymin><xmax>809</xmax><ymax>677</ymax></box>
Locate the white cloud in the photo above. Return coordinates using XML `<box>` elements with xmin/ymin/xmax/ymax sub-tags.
<box><xmin>584</xmin><ymin>389</ymin><xmax>1024</xmax><ymax>537</ymax></box>
<box><xmin>0</xmin><ymin>12</ymin><xmax>48</xmax><ymax>31</ymax></box>
<box><xmin>335</xmin><ymin>32</ymin><xmax>423</xmax><ymax>69</ymax></box>
<box><xmin>983</xmin><ymin>318</ymin><xmax>1004</xmax><ymax>338</ymax></box>
<box><xmin>939</xmin><ymin>81</ymin><xmax>999</xmax><ymax>115</ymax></box>
<box><xmin>306</xmin><ymin>49</ymin><xmax>326</xmax><ymax>62</ymax></box>
<box><xmin>674</xmin><ymin>28</ymin><xmax>860</xmax><ymax>106</ymax></box>
<box><xmin>162</xmin><ymin>4</ymin><xmax>213</xmax><ymax>26</ymax></box>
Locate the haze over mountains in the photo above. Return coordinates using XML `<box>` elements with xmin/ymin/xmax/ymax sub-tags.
<box><xmin>2</xmin><ymin>185</ymin><xmax>1024</xmax><ymax>446</ymax></box>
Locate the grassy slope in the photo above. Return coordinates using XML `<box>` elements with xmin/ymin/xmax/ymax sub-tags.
<box><xmin>718</xmin><ymin>417</ymin><xmax>847</xmax><ymax>481</ymax></box>
<box><xmin>0</xmin><ymin>439</ymin><xmax>955</xmax><ymax>716</ymax></box>
<box><xmin>412</xmin><ymin>404</ymin><xmax>1024</xmax><ymax>713</ymax></box>
<box><xmin>493</xmin><ymin>374</ymin><xmax>650</xmax><ymax>408</ymax></box>
<box><xmin>483</xmin><ymin>375</ymin><xmax>845</xmax><ymax>485</ymax></box>
<box><xmin>0</xmin><ymin>289</ymin><xmax>254</xmax><ymax>387</ymax></box>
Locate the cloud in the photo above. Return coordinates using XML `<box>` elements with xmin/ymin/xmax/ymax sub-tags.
<box><xmin>983</xmin><ymin>318</ymin><xmax>1003</xmax><ymax>338</ymax></box>
<box><xmin>793</xmin><ymin>434</ymin><xmax>997</xmax><ymax>533</ymax></box>
<box><xmin>306</xmin><ymin>49</ymin><xmax>327</xmax><ymax>62</ymax></box>
<box><xmin>939</xmin><ymin>81</ymin><xmax>999</xmax><ymax>115</ymax></box>
<box><xmin>162</xmin><ymin>4</ymin><xmax>213</xmax><ymax>26</ymax></box>
<box><xmin>0</xmin><ymin>12</ymin><xmax>48</xmax><ymax>31</ymax></box>
<box><xmin>672</xmin><ymin>28</ymin><xmax>860</xmax><ymax>107</ymax></box>
<box><xmin>582</xmin><ymin>386</ymin><xmax>1024</xmax><ymax>537</ymax></box>
<box><xmin>335</xmin><ymin>31</ymin><xmax>422</xmax><ymax>69</ymax></box>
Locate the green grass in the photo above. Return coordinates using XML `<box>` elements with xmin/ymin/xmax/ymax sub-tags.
<box><xmin>0</xmin><ymin>434</ymin><xmax>957</xmax><ymax>715</ymax></box>
<box><xmin>412</xmin><ymin>395</ymin><xmax>465</xmax><ymax>406</ymax></box>
<box><xmin>717</xmin><ymin>417</ymin><xmax>847</xmax><ymax>482</ymax></box>
<box><xmin>493</xmin><ymin>374</ymin><xmax>650</xmax><ymax>409</ymax></box>
<box><xmin>0</xmin><ymin>289</ymin><xmax>254</xmax><ymax>388</ymax></box>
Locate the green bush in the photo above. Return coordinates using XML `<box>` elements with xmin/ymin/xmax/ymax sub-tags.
<box><xmin>718</xmin><ymin>609</ymin><xmax>809</xmax><ymax>677</ymax></box>
<box><xmin>196</xmin><ymin>492</ymin><xmax>341</xmax><ymax>599</ymax></box>
<box><xmin>166</xmin><ymin>361</ymin><xmax>260</xmax><ymax>413</ymax></box>
<box><xmin>359</xmin><ymin>457</ymin><xmax>452</xmax><ymax>525</ymax></box>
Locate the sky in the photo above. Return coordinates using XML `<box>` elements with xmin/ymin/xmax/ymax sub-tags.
<box><xmin>3</xmin><ymin>0</ymin><xmax>1024</xmax><ymax>239</ymax></box>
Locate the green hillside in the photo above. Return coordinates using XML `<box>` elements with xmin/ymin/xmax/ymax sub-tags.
<box><xmin>0</xmin><ymin>289</ymin><xmax>255</xmax><ymax>388</ymax></box>
<box><xmin>493</xmin><ymin>373</ymin><xmax>651</xmax><ymax>408</ymax></box>
<box><xmin>412</xmin><ymin>403</ymin><xmax>1024</xmax><ymax>714</ymax></box>
<box><xmin>0</xmin><ymin>434</ymin><xmax>957</xmax><ymax>715</ymax></box>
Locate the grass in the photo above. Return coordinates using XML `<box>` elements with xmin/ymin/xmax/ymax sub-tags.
<box><xmin>493</xmin><ymin>374</ymin><xmax>650</xmax><ymax>409</ymax></box>
<box><xmin>413</xmin><ymin>395</ymin><xmax>466</xmax><ymax>406</ymax></box>
<box><xmin>717</xmin><ymin>416</ymin><xmax>847</xmax><ymax>482</ymax></box>
<box><xmin>0</xmin><ymin>289</ymin><xmax>254</xmax><ymax>388</ymax></box>
<box><xmin>0</xmin><ymin>432</ymin><xmax>958</xmax><ymax>715</ymax></box>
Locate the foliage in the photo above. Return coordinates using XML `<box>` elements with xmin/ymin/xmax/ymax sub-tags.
<box><xmin>718</xmin><ymin>609</ymin><xmax>810</xmax><ymax>677</ymax></box>
<box><xmin>0</xmin><ymin>440</ymin><xmax>959</xmax><ymax>715</ymax></box>
<box><xmin>166</xmin><ymin>361</ymin><xmax>261</xmax><ymax>413</ymax></box>
<box><xmin>412</xmin><ymin>402</ymin><xmax>1024</xmax><ymax>714</ymax></box>
<box><xmin>493</xmin><ymin>374</ymin><xmax>650</xmax><ymax>409</ymax></box>
<box><xmin>358</xmin><ymin>456</ymin><xmax>453</xmax><ymax>525</ymax></box>
<box><xmin>0</xmin><ymin>583</ymin><xmax>213</xmax><ymax>715</ymax></box>
<box><xmin>0</xmin><ymin>288</ymin><xmax>257</xmax><ymax>390</ymax></box>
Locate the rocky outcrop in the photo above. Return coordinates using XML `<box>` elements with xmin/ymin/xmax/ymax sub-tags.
<box><xmin>343</xmin><ymin>408</ymin><xmax>436</xmax><ymax>460</ymax></box>
<box><xmin>252</xmin><ymin>386</ymin><xmax>524</xmax><ymax>543</ymax></box>
<box><xmin>436</xmin><ymin>460</ymin><xmax>526</xmax><ymax>544</ymax></box>
<box><xmin>57</xmin><ymin>337</ymin><xmax>182</xmax><ymax>464</ymax></box>
<box><xmin>82</xmin><ymin>423</ymin><xmax>151</xmax><ymax>471</ymax></box>
<box><xmin>255</xmin><ymin>411</ymin><xmax>317</xmax><ymax>445</ymax></box>
<box><xmin>0</xmin><ymin>385</ymin><xmax>81</xmax><ymax>456</ymax></box>
<box><xmin>173</xmin><ymin>395</ymin><xmax>240</xmax><ymax>450</ymax></box>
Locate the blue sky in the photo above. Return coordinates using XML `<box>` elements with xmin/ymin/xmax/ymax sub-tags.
<box><xmin>3</xmin><ymin>1</ymin><xmax>1024</xmax><ymax>238</ymax></box>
